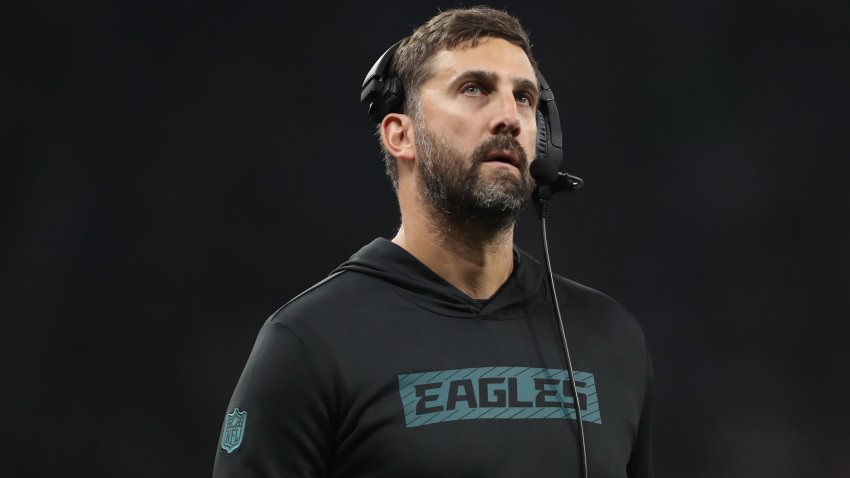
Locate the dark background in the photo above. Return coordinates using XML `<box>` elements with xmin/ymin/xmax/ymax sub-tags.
<box><xmin>4</xmin><ymin>0</ymin><xmax>848</xmax><ymax>476</ymax></box>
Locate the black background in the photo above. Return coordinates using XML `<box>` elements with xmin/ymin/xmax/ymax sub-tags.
<box><xmin>4</xmin><ymin>1</ymin><xmax>849</xmax><ymax>477</ymax></box>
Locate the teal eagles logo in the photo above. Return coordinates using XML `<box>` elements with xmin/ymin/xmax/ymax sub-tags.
<box><xmin>220</xmin><ymin>408</ymin><xmax>247</xmax><ymax>453</ymax></box>
<box><xmin>398</xmin><ymin>366</ymin><xmax>601</xmax><ymax>428</ymax></box>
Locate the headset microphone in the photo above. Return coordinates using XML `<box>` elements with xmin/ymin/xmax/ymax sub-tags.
<box><xmin>361</xmin><ymin>41</ymin><xmax>588</xmax><ymax>478</ymax></box>
<box><xmin>530</xmin><ymin>160</ymin><xmax>585</xmax><ymax>193</ymax></box>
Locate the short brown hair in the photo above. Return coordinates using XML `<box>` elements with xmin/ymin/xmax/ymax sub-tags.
<box><xmin>378</xmin><ymin>6</ymin><xmax>537</xmax><ymax>190</ymax></box>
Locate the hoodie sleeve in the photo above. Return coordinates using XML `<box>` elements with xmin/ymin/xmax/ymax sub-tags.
<box><xmin>212</xmin><ymin>320</ymin><xmax>334</xmax><ymax>478</ymax></box>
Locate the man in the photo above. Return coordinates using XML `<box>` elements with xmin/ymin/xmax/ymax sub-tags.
<box><xmin>213</xmin><ymin>7</ymin><xmax>653</xmax><ymax>477</ymax></box>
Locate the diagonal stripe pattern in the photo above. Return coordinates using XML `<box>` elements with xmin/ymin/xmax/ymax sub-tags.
<box><xmin>397</xmin><ymin>366</ymin><xmax>602</xmax><ymax>428</ymax></box>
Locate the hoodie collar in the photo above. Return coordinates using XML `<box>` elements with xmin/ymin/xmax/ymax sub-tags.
<box><xmin>332</xmin><ymin>238</ymin><xmax>548</xmax><ymax>320</ymax></box>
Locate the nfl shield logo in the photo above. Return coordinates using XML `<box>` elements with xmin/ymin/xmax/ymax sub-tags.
<box><xmin>221</xmin><ymin>408</ymin><xmax>247</xmax><ymax>453</ymax></box>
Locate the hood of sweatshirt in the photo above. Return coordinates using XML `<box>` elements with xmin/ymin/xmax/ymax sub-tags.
<box><xmin>331</xmin><ymin>238</ymin><xmax>549</xmax><ymax>320</ymax></box>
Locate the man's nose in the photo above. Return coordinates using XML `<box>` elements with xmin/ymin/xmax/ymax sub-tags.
<box><xmin>489</xmin><ymin>92</ymin><xmax>521</xmax><ymax>137</ymax></box>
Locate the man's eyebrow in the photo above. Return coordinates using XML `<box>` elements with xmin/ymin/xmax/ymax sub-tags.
<box><xmin>515</xmin><ymin>78</ymin><xmax>540</xmax><ymax>98</ymax></box>
<box><xmin>451</xmin><ymin>70</ymin><xmax>498</xmax><ymax>86</ymax></box>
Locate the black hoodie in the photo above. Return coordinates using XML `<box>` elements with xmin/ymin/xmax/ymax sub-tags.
<box><xmin>213</xmin><ymin>238</ymin><xmax>653</xmax><ymax>478</ymax></box>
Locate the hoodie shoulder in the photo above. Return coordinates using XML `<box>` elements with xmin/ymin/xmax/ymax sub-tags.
<box><xmin>268</xmin><ymin>269</ymin><xmax>382</xmax><ymax>328</ymax></box>
<box><xmin>554</xmin><ymin>274</ymin><xmax>627</xmax><ymax>311</ymax></box>
<box><xmin>553</xmin><ymin>273</ymin><xmax>648</xmax><ymax>345</ymax></box>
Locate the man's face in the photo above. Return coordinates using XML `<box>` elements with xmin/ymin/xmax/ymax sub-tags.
<box><xmin>412</xmin><ymin>37</ymin><xmax>539</xmax><ymax>228</ymax></box>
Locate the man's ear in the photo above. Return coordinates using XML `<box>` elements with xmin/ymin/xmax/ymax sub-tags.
<box><xmin>380</xmin><ymin>113</ymin><xmax>415</xmax><ymax>162</ymax></box>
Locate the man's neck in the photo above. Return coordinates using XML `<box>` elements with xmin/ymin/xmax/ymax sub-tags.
<box><xmin>392</xmin><ymin>205</ymin><xmax>515</xmax><ymax>300</ymax></box>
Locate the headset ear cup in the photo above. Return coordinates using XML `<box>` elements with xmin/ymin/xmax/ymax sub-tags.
<box><xmin>535</xmin><ymin>109</ymin><xmax>549</xmax><ymax>165</ymax></box>
<box><xmin>384</xmin><ymin>78</ymin><xmax>405</xmax><ymax>117</ymax></box>
<box><xmin>361</xmin><ymin>41</ymin><xmax>405</xmax><ymax>122</ymax></box>
<box><xmin>368</xmin><ymin>78</ymin><xmax>405</xmax><ymax>122</ymax></box>
<box><xmin>367</xmin><ymin>81</ymin><xmax>385</xmax><ymax>122</ymax></box>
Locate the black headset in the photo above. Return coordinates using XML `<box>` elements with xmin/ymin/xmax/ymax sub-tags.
<box><xmin>359</xmin><ymin>40</ymin><xmax>582</xmax><ymax>192</ymax></box>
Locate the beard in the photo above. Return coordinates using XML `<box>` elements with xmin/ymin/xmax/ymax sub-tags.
<box><xmin>414</xmin><ymin>119</ymin><xmax>536</xmax><ymax>231</ymax></box>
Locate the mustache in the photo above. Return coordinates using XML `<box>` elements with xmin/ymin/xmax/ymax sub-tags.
<box><xmin>472</xmin><ymin>135</ymin><xmax>529</xmax><ymax>169</ymax></box>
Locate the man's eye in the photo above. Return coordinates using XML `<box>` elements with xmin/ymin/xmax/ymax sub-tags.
<box><xmin>516</xmin><ymin>94</ymin><xmax>533</xmax><ymax>106</ymax></box>
<box><xmin>462</xmin><ymin>84</ymin><xmax>483</xmax><ymax>95</ymax></box>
